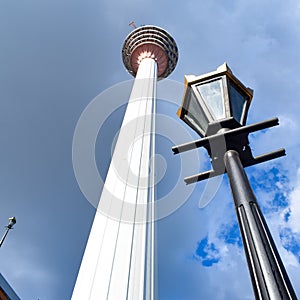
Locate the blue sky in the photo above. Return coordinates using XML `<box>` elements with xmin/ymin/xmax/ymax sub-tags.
<box><xmin>1</xmin><ymin>0</ymin><xmax>300</xmax><ymax>299</ymax></box>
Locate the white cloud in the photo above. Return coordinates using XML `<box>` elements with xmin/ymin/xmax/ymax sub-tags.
<box><xmin>285</xmin><ymin>169</ymin><xmax>300</xmax><ymax>233</ymax></box>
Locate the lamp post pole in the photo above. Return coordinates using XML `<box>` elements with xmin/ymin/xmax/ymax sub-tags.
<box><xmin>224</xmin><ymin>150</ymin><xmax>297</xmax><ymax>300</ymax></box>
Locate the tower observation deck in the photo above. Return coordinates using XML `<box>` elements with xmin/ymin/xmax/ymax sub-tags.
<box><xmin>72</xmin><ymin>26</ymin><xmax>178</xmax><ymax>300</ymax></box>
<box><xmin>122</xmin><ymin>25</ymin><xmax>178</xmax><ymax>80</ymax></box>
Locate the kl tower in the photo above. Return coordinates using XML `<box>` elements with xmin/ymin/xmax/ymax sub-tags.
<box><xmin>72</xmin><ymin>25</ymin><xmax>178</xmax><ymax>300</ymax></box>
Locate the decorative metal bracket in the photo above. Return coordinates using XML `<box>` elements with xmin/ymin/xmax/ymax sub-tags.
<box><xmin>172</xmin><ymin>117</ymin><xmax>286</xmax><ymax>184</ymax></box>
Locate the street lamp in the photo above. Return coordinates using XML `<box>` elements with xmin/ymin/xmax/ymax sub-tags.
<box><xmin>177</xmin><ymin>62</ymin><xmax>253</xmax><ymax>137</ymax></box>
<box><xmin>0</xmin><ymin>217</ymin><xmax>16</xmax><ymax>248</ymax></box>
<box><xmin>173</xmin><ymin>63</ymin><xmax>297</xmax><ymax>300</ymax></box>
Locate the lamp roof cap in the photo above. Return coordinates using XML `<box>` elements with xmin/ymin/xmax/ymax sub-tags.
<box><xmin>184</xmin><ymin>62</ymin><xmax>253</xmax><ymax>97</ymax></box>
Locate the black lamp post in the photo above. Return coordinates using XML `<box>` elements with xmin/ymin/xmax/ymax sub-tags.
<box><xmin>173</xmin><ymin>63</ymin><xmax>297</xmax><ymax>300</ymax></box>
<box><xmin>0</xmin><ymin>217</ymin><xmax>16</xmax><ymax>248</ymax></box>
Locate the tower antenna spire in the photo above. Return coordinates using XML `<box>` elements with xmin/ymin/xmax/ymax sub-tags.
<box><xmin>129</xmin><ymin>21</ymin><xmax>137</xmax><ymax>29</ymax></box>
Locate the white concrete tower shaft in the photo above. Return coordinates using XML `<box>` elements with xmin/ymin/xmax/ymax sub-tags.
<box><xmin>72</xmin><ymin>26</ymin><xmax>178</xmax><ymax>300</ymax></box>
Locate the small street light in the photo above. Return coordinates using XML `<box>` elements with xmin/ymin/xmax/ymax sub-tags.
<box><xmin>173</xmin><ymin>63</ymin><xmax>297</xmax><ymax>299</ymax></box>
<box><xmin>0</xmin><ymin>217</ymin><xmax>16</xmax><ymax>248</ymax></box>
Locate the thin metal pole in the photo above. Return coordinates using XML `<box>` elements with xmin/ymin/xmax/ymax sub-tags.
<box><xmin>224</xmin><ymin>150</ymin><xmax>297</xmax><ymax>300</ymax></box>
<box><xmin>0</xmin><ymin>227</ymin><xmax>10</xmax><ymax>248</ymax></box>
